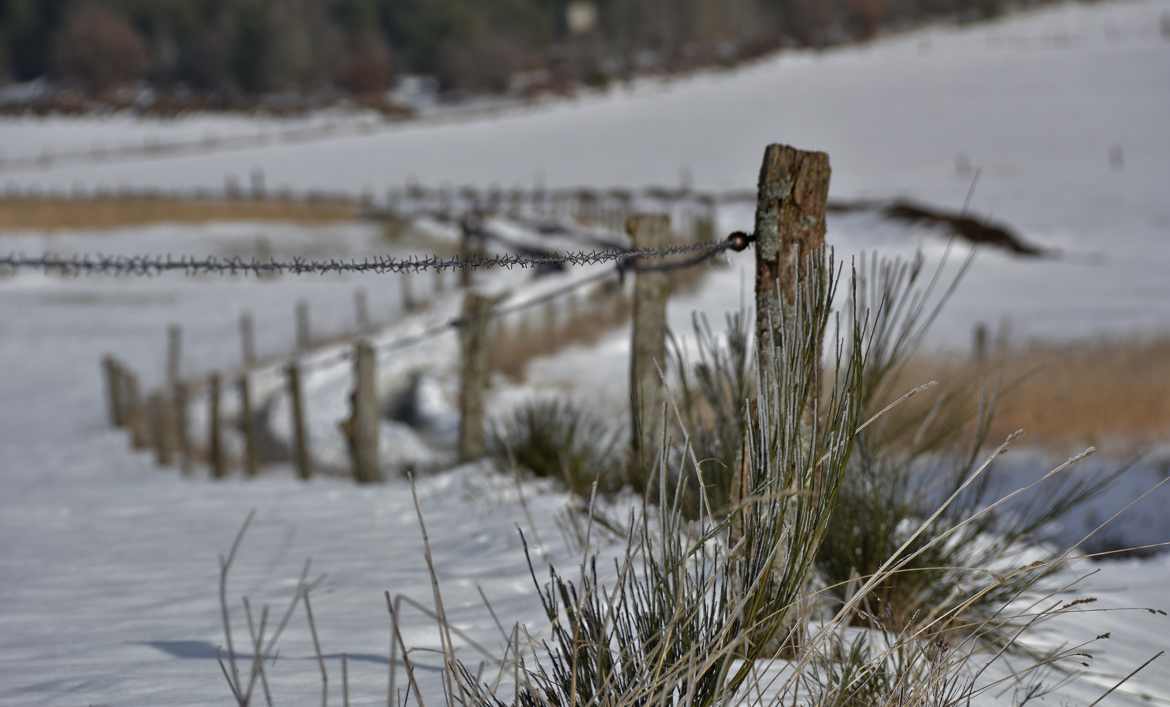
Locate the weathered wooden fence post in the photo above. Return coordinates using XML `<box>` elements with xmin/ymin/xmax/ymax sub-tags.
<box><xmin>238</xmin><ymin>374</ymin><xmax>259</xmax><ymax>477</ymax></box>
<box><xmin>458</xmin><ymin>293</ymin><xmax>494</xmax><ymax>462</ymax></box>
<box><xmin>458</xmin><ymin>218</ymin><xmax>480</xmax><ymax>289</ymax></box>
<box><xmin>349</xmin><ymin>341</ymin><xmax>382</xmax><ymax>483</ymax></box>
<box><xmin>296</xmin><ymin>301</ymin><xmax>311</xmax><ymax>352</ymax></box>
<box><xmin>208</xmin><ymin>373</ymin><xmax>227</xmax><ymax>478</ymax></box>
<box><xmin>240</xmin><ymin>312</ymin><xmax>257</xmax><ymax>367</ymax></box>
<box><xmin>972</xmin><ymin>322</ymin><xmax>989</xmax><ymax>364</ymax></box>
<box><xmin>166</xmin><ymin>324</ymin><xmax>182</xmax><ymax>386</ymax></box>
<box><xmin>286</xmin><ymin>362</ymin><xmax>313</xmax><ymax>480</ymax></box>
<box><xmin>148</xmin><ymin>393</ymin><xmax>177</xmax><ymax>468</ymax></box>
<box><xmin>626</xmin><ymin>214</ymin><xmax>672</xmax><ymax>489</ymax></box>
<box><xmin>101</xmin><ymin>355</ymin><xmax>125</xmax><ymax>427</ymax></box>
<box><xmin>123</xmin><ymin>370</ymin><xmax>149</xmax><ymax>450</ymax></box>
<box><xmin>174</xmin><ymin>382</ymin><xmax>193</xmax><ymax>475</ymax></box>
<box><xmin>355</xmin><ymin>287</ymin><xmax>372</xmax><ymax>332</ymax></box>
<box><xmin>752</xmin><ymin>144</ymin><xmax>831</xmax><ymax>366</ymax></box>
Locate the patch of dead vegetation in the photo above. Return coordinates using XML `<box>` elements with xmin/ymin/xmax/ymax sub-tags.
<box><xmin>0</xmin><ymin>196</ymin><xmax>361</xmax><ymax>232</ymax></box>
<box><xmin>881</xmin><ymin>337</ymin><xmax>1170</xmax><ymax>454</ymax></box>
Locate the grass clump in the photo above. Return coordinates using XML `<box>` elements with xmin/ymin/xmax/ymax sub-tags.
<box><xmin>489</xmin><ymin>397</ymin><xmax>624</xmax><ymax>496</ymax></box>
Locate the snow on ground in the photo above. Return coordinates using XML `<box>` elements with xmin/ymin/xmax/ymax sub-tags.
<box><xmin>2</xmin><ymin>1</ymin><xmax>1170</xmax><ymax>704</ymax></box>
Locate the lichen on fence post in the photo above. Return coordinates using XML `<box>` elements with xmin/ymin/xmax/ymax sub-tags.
<box><xmin>626</xmin><ymin>213</ymin><xmax>672</xmax><ymax>491</ymax></box>
<box><xmin>753</xmin><ymin>144</ymin><xmax>831</xmax><ymax>365</ymax></box>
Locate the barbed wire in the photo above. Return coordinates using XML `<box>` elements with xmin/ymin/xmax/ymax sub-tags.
<box><xmin>0</xmin><ymin>240</ymin><xmax>731</xmax><ymax>278</ymax></box>
<box><xmin>229</xmin><ymin>233</ymin><xmax>753</xmax><ymax>377</ymax></box>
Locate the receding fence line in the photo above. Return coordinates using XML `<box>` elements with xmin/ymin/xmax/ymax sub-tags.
<box><xmin>84</xmin><ymin>145</ymin><xmax>839</xmax><ymax>487</ymax></box>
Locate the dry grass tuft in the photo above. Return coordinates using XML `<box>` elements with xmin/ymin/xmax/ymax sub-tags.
<box><xmin>0</xmin><ymin>196</ymin><xmax>361</xmax><ymax>232</ymax></box>
<box><xmin>882</xmin><ymin>338</ymin><xmax>1170</xmax><ymax>454</ymax></box>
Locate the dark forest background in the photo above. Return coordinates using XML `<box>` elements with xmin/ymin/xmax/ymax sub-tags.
<box><xmin>0</xmin><ymin>0</ymin><xmax>1054</xmax><ymax>103</ymax></box>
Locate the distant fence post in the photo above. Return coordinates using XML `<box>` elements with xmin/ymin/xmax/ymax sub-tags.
<box><xmin>458</xmin><ymin>293</ymin><xmax>494</xmax><ymax>462</ymax></box>
<box><xmin>286</xmin><ymin>362</ymin><xmax>313</xmax><ymax>480</ymax></box>
<box><xmin>240</xmin><ymin>312</ymin><xmax>257</xmax><ymax>367</ymax></box>
<box><xmin>101</xmin><ymin>355</ymin><xmax>125</xmax><ymax>427</ymax></box>
<box><xmin>626</xmin><ymin>214</ymin><xmax>672</xmax><ymax>489</ymax></box>
<box><xmin>174</xmin><ymin>382</ymin><xmax>193</xmax><ymax>475</ymax></box>
<box><xmin>296</xmin><ymin>301</ymin><xmax>311</xmax><ymax>352</ymax></box>
<box><xmin>123</xmin><ymin>370</ymin><xmax>149</xmax><ymax>450</ymax></box>
<box><xmin>208</xmin><ymin>373</ymin><xmax>227</xmax><ymax>478</ymax></box>
<box><xmin>148</xmin><ymin>393</ymin><xmax>176</xmax><ymax>468</ymax></box>
<box><xmin>753</xmin><ymin>143</ymin><xmax>831</xmax><ymax>366</ymax></box>
<box><xmin>166</xmin><ymin>324</ymin><xmax>182</xmax><ymax>386</ymax></box>
<box><xmin>349</xmin><ymin>341</ymin><xmax>382</xmax><ymax>483</ymax></box>
<box><xmin>973</xmin><ymin>322</ymin><xmax>989</xmax><ymax>364</ymax></box>
<box><xmin>458</xmin><ymin>218</ymin><xmax>481</xmax><ymax>289</ymax></box>
<box><xmin>238</xmin><ymin>374</ymin><xmax>259</xmax><ymax>477</ymax></box>
<box><xmin>355</xmin><ymin>287</ymin><xmax>372</xmax><ymax>332</ymax></box>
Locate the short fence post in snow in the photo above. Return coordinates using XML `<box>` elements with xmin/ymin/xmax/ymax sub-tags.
<box><xmin>208</xmin><ymin>373</ymin><xmax>227</xmax><ymax>478</ymax></box>
<box><xmin>238</xmin><ymin>374</ymin><xmax>259</xmax><ymax>477</ymax></box>
<box><xmin>355</xmin><ymin>288</ymin><xmax>372</xmax><ymax>332</ymax></box>
<box><xmin>240</xmin><ymin>312</ymin><xmax>257</xmax><ymax>368</ymax></box>
<box><xmin>166</xmin><ymin>324</ymin><xmax>182</xmax><ymax>387</ymax></box>
<box><xmin>286</xmin><ymin>362</ymin><xmax>313</xmax><ymax>480</ymax></box>
<box><xmin>433</xmin><ymin>266</ymin><xmax>445</xmax><ymax>294</ymax></box>
<box><xmin>296</xmin><ymin>301</ymin><xmax>311</xmax><ymax>352</ymax></box>
<box><xmin>458</xmin><ymin>293</ymin><xmax>494</xmax><ymax>463</ymax></box>
<box><xmin>348</xmin><ymin>341</ymin><xmax>382</xmax><ymax>483</ymax></box>
<box><xmin>148</xmin><ymin>393</ymin><xmax>176</xmax><ymax>468</ymax></box>
<box><xmin>123</xmin><ymin>370</ymin><xmax>149</xmax><ymax>451</ymax></box>
<box><xmin>973</xmin><ymin>322</ymin><xmax>989</xmax><ymax>364</ymax></box>
<box><xmin>626</xmin><ymin>214</ymin><xmax>672</xmax><ymax>490</ymax></box>
<box><xmin>101</xmin><ymin>355</ymin><xmax>125</xmax><ymax>428</ymax></box>
<box><xmin>174</xmin><ymin>382</ymin><xmax>193</xmax><ymax>475</ymax></box>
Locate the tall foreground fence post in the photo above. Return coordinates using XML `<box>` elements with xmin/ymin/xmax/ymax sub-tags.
<box><xmin>733</xmin><ymin>142</ymin><xmax>831</xmax><ymax>590</ymax></box>
<box><xmin>349</xmin><ymin>341</ymin><xmax>382</xmax><ymax>483</ymax></box>
<box><xmin>753</xmin><ymin>144</ymin><xmax>831</xmax><ymax>365</ymax></box>
<box><xmin>458</xmin><ymin>293</ymin><xmax>494</xmax><ymax>462</ymax></box>
<box><xmin>626</xmin><ymin>214</ymin><xmax>672</xmax><ymax>488</ymax></box>
<box><xmin>286</xmin><ymin>362</ymin><xmax>313</xmax><ymax>480</ymax></box>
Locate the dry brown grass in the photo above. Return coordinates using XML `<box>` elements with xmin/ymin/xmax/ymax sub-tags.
<box><xmin>0</xmin><ymin>196</ymin><xmax>361</xmax><ymax>232</ymax></box>
<box><xmin>883</xmin><ymin>337</ymin><xmax>1170</xmax><ymax>454</ymax></box>
<box><xmin>487</xmin><ymin>261</ymin><xmax>713</xmax><ymax>381</ymax></box>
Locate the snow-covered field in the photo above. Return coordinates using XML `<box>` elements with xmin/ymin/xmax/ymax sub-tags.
<box><xmin>2</xmin><ymin>1</ymin><xmax>1170</xmax><ymax>704</ymax></box>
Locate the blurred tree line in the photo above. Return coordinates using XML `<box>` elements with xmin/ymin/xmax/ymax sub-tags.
<box><xmin>0</xmin><ymin>0</ymin><xmax>1044</xmax><ymax>100</ymax></box>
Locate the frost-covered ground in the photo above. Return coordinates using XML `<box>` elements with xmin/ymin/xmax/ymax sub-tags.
<box><xmin>3</xmin><ymin>0</ymin><xmax>1170</xmax><ymax>704</ymax></box>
